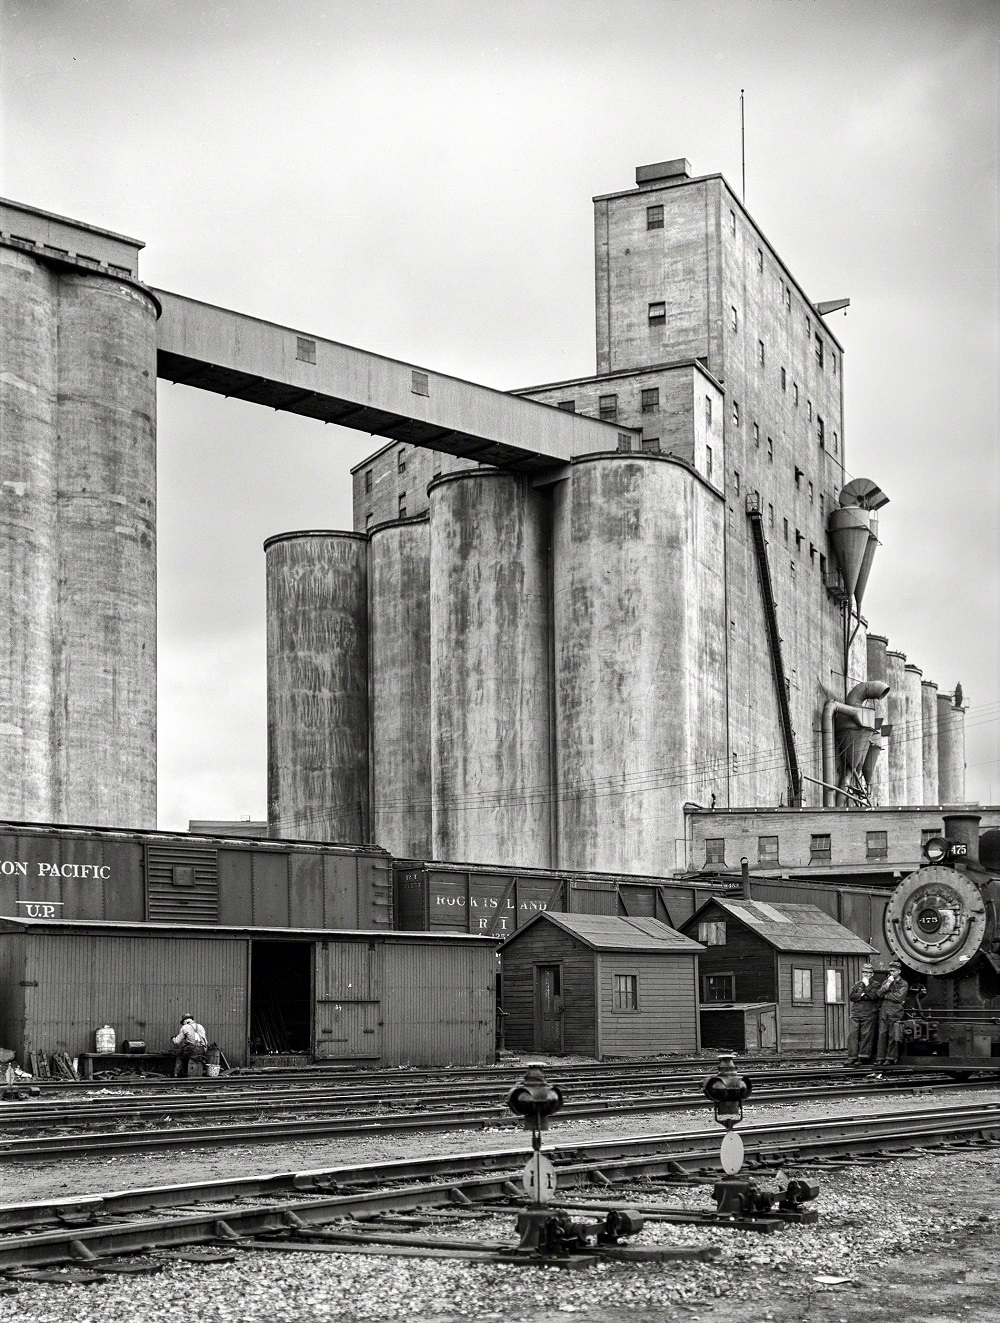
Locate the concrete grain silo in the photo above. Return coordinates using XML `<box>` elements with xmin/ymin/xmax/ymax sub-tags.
<box><xmin>865</xmin><ymin>634</ymin><xmax>889</xmax><ymax>806</ymax></box>
<box><xmin>265</xmin><ymin>532</ymin><xmax>370</xmax><ymax>842</ymax></box>
<box><xmin>0</xmin><ymin>247</ymin><xmax>59</xmax><ymax>821</ymax></box>
<box><xmin>428</xmin><ymin>471</ymin><xmax>551</xmax><ymax>868</ymax></box>
<box><xmin>54</xmin><ymin>272</ymin><xmax>158</xmax><ymax>827</ymax></box>
<box><xmin>903</xmin><ymin>664</ymin><xmax>924</xmax><ymax>806</ymax></box>
<box><xmin>937</xmin><ymin>693</ymin><xmax>966</xmax><ymax>804</ymax></box>
<box><xmin>368</xmin><ymin>515</ymin><xmax>432</xmax><ymax>859</ymax></box>
<box><xmin>884</xmin><ymin>650</ymin><xmax>908</xmax><ymax>805</ymax></box>
<box><xmin>921</xmin><ymin>680</ymin><xmax>939</xmax><ymax>804</ymax></box>
<box><xmin>552</xmin><ymin>455</ymin><xmax>727</xmax><ymax>875</ymax></box>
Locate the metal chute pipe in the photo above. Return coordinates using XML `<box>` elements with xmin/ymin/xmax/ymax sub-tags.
<box><xmin>846</xmin><ymin>681</ymin><xmax>890</xmax><ymax>705</ymax></box>
<box><xmin>821</xmin><ymin>699</ymin><xmax>879</xmax><ymax>807</ymax></box>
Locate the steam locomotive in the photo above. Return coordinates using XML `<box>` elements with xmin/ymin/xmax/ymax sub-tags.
<box><xmin>884</xmin><ymin>812</ymin><xmax>1000</xmax><ymax>1071</ymax></box>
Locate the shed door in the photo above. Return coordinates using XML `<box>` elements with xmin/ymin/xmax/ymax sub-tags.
<box><xmin>534</xmin><ymin>964</ymin><xmax>563</xmax><ymax>1053</ymax></box>
<box><xmin>825</xmin><ymin>961</ymin><xmax>849</xmax><ymax>1050</ymax></box>
<box><xmin>759</xmin><ymin>1007</ymin><xmax>777</xmax><ymax>1049</ymax></box>
<box><xmin>315</xmin><ymin>942</ymin><xmax>382</xmax><ymax>1059</ymax></box>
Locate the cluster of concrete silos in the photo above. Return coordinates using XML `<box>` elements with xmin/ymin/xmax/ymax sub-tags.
<box><xmin>266</xmin><ymin>455</ymin><xmax>728</xmax><ymax>874</ymax></box>
<box><xmin>866</xmin><ymin>634</ymin><xmax>965</xmax><ymax>806</ymax></box>
<box><xmin>0</xmin><ymin>246</ymin><xmax>157</xmax><ymax>828</ymax></box>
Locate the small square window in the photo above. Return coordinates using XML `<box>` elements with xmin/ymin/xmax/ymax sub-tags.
<box><xmin>698</xmin><ymin>920</ymin><xmax>727</xmax><ymax>945</ymax></box>
<box><xmin>365</xmin><ymin>511</ymin><xmax>373</xmax><ymax>530</ymax></box>
<box><xmin>818</xmin><ymin>416</ymin><xmax>825</xmax><ymax>447</ymax></box>
<box><xmin>617</xmin><ymin>433</ymin><xmax>633</xmax><ymax>453</ymax></box>
<box><xmin>756</xmin><ymin>247</ymin><xmax>764</xmax><ymax>272</ymax></box>
<box><xmin>767</xmin><ymin>503</ymin><xmax>774</xmax><ymax>526</ymax></box>
<box><xmin>732</xmin><ymin>400</ymin><xmax>740</xmax><ymax>428</ymax></box>
<box><xmin>826</xmin><ymin>968</ymin><xmax>845</xmax><ymax>1004</ymax></box>
<box><xmin>705</xmin><ymin>395</ymin><xmax>713</xmax><ymax>425</ymax></box>
<box><xmin>734</xmin><ymin>471</ymin><xmax>741</xmax><ymax>495</ymax></box>
<box><xmin>557</xmin><ymin>399</ymin><xmax>576</xmax><ymax>412</ymax></box>
<box><xmin>703</xmin><ymin>972</ymin><xmax>735</xmax><ymax>1003</ymax></box>
<box><xmin>646</xmin><ymin>204</ymin><xmax>664</xmax><ymax>230</ymax></box>
<box><xmin>808</xmin><ymin>400</ymin><xmax>813</xmax><ymax>421</ymax></box>
<box><xmin>706</xmin><ymin>445</ymin><xmax>713</xmax><ymax>478</ymax></box>
<box><xmin>808</xmin><ymin>481</ymin><xmax>814</xmax><ymax>503</ymax></box>
<box><xmin>833</xmin><ymin>430</ymin><xmax>839</xmax><ymax>455</ymax></box>
<box><xmin>364</xmin><ymin>470</ymin><xmax>373</xmax><ymax>494</ymax></box>
<box><xmin>641</xmin><ymin>387</ymin><xmax>660</xmax><ymax>413</ymax></box>
<box><xmin>785</xmin><ymin>286</ymin><xmax>791</xmax><ymax>310</ymax></box>
<box><xmin>795</xmin><ymin>528</ymin><xmax>803</xmax><ymax>547</ymax></box>
<box><xmin>767</xmin><ymin>436</ymin><xmax>774</xmax><ymax>461</ymax></box>
<box><xmin>640</xmin><ymin>436</ymin><xmax>661</xmax><ymax>454</ymax></box>
<box><xmin>411</xmin><ymin>370</ymin><xmax>429</xmax><ymax>396</ymax></box>
<box><xmin>783</xmin><ymin>517</ymin><xmax>789</xmax><ymax>541</ymax></box>
<box><xmin>705</xmin><ymin>838</ymin><xmax>725</xmax><ymax>865</ymax></box>
<box><xmin>397</xmin><ymin>449</ymin><xmax>406</xmax><ymax>474</ymax></box>
<box><xmin>793</xmin><ymin>382</ymin><xmax>799</xmax><ymax>405</ymax></box>
<box><xmin>599</xmin><ymin>394</ymin><xmax>618</xmax><ymax>420</ymax></box>
<box><xmin>780</xmin><ymin>366</ymin><xmax>787</xmax><ymax>391</ymax></box>
<box><xmin>648</xmin><ymin>301</ymin><xmax>666</xmax><ymax>323</ymax></box>
<box><xmin>398</xmin><ymin>494</ymin><xmax>407</xmax><ymax>517</ymax></box>
<box><xmin>613</xmin><ymin>973</ymin><xmax>638</xmax><ymax>1011</ymax></box>
<box><xmin>792</xmin><ymin>968</ymin><xmax>814</xmax><ymax>1002</ymax></box>
<box><xmin>815</xmin><ymin>334</ymin><xmax>825</xmax><ymax>368</ymax></box>
<box><xmin>730</xmin><ymin>306</ymin><xmax>738</xmax><ymax>332</ymax></box>
<box><xmin>794</xmin><ymin>467</ymin><xmax>803</xmax><ymax>488</ymax></box>
<box><xmin>758</xmin><ymin>338</ymin><xmax>765</xmax><ymax>366</ymax></box>
<box><xmin>867</xmin><ymin>830</ymin><xmax>888</xmax><ymax>860</ymax></box>
<box><xmin>810</xmin><ymin>833</ymin><xmax>832</xmax><ymax>862</ymax></box>
<box><xmin>758</xmin><ymin>834</ymin><xmax>779</xmax><ymax>863</ymax></box>
<box><xmin>753</xmin><ymin>422</ymin><xmax>760</xmax><ymax>447</ymax></box>
<box><xmin>729</xmin><ymin>209</ymin><xmax>736</xmax><ymax>235</ymax></box>
<box><xmin>295</xmin><ymin>336</ymin><xmax>317</xmax><ymax>364</ymax></box>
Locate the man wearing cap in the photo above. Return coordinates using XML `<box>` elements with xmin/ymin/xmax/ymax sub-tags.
<box><xmin>847</xmin><ymin>962</ymin><xmax>879</xmax><ymax>1064</ymax></box>
<box><xmin>875</xmin><ymin>960</ymin><xmax>910</xmax><ymax>1067</ymax></box>
<box><xmin>171</xmin><ymin>1013</ymin><xmax>208</xmax><ymax>1077</ymax></box>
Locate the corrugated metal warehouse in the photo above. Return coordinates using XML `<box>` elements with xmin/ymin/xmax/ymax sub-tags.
<box><xmin>500</xmin><ymin>912</ymin><xmax>704</xmax><ymax>1059</ymax></box>
<box><xmin>0</xmin><ymin>919</ymin><xmax>498</xmax><ymax>1069</ymax></box>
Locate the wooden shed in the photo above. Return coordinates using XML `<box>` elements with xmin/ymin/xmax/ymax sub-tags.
<box><xmin>499</xmin><ymin>912</ymin><xmax>703</xmax><ymax>1059</ymax></box>
<box><xmin>679</xmin><ymin>897</ymin><xmax>875</xmax><ymax>1052</ymax></box>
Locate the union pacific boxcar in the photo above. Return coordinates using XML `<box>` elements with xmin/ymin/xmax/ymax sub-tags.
<box><xmin>0</xmin><ymin>821</ymin><xmax>393</xmax><ymax>929</ymax></box>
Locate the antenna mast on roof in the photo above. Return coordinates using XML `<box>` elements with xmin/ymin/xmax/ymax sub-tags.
<box><xmin>740</xmin><ymin>89</ymin><xmax>746</xmax><ymax>201</ymax></box>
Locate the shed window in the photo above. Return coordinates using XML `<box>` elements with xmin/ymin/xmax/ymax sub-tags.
<box><xmin>613</xmin><ymin>973</ymin><xmax>638</xmax><ymax>1011</ymax></box>
<box><xmin>295</xmin><ymin>336</ymin><xmax>317</xmax><ymax>364</ymax></box>
<box><xmin>411</xmin><ymin>370</ymin><xmax>429</xmax><ymax>396</ymax></box>
<box><xmin>698</xmin><ymin>920</ymin><xmax>727</xmax><ymax>945</ymax></box>
<box><xmin>640</xmin><ymin>436</ymin><xmax>661</xmax><ymax>453</ymax></box>
<box><xmin>705</xmin><ymin>838</ymin><xmax>725</xmax><ymax>865</ymax></box>
<box><xmin>557</xmin><ymin>399</ymin><xmax>576</xmax><ymax>411</ymax></box>
<box><xmin>599</xmin><ymin>394</ymin><xmax>618</xmax><ymax>420</ymax></box>
<box><xmin>703</xmin><ymin>972</ymin><xmax>735</xmax><ymax>1003</ymax></box>
<box><xmin>398</xmin><ymin>494</ymin><xmax>407</xmax><ymax>517</ymax></box>
<box><xmin>758</xmin><ymin>835</ymin><xmax>779</xmax><ymax>864</ymax></box>
<box><xmin>867</xmin><ymin>830</ymin><xmax>888</xmax><ymax>860</ymax></box>
<box><xmin>810</xmin><ymin>833</ymin><xmax>832</xmax><ymax>862</ymax></box>
<box><xmin>781</xmin><ymin>366</ymin><xmax>787</xmax><ymax>391</ymax></box>
<box><xmin>397</xmin><ymin>449</ymin><xmax>406</xmax><ymax>473</ymax></box>
<box><xmin>732</xmin><ymin>400</ymin><xmax>740</xmax><ymax>428</ymax></box>
<box><xmin>815</xmin><ymin>334</ymin><xmax>825</xmax><ymax>368</ymax></box>
<box><xmin>647</xmin><ymin>204</ymin><xmax>664</xmax><ymax>230</ymax></box>
<box><xmin>648</xmin><ymin>301</ymin><xmax>666</xmax><ymax>323</ymax></box>
<box><xmin>753</xmin><ymin>422</ymin><xmax>760</xmax><ymax>447</ymax></box>
<box><xmin>792</xmin><ymin>968</ymin><xmax>813</xmax><ymax>1002</ymax></box>
<box><xmin>758</xmin><ymin>338</ymin><xmax>765</xmax><ymax>366</ymax></box>
<box><xmin>921</xmin><ymin>827</ymin><xmax>943</xmax><ymax>849</ymax></box>
<box><xmin>705</xmin><ymin>395</ymin><xmax>713</xmax><ymax>425</ymax></box>
<box><xmin>730</xmin><ymin>305</ymin><xmax>738</xmax><ymax>332</ymax></box>
<box><xmin>364</xmin><ymin>469</ymin><xmax>373</xmax><ymax>494</ymax></box>
<box><xmin>826</xmin><ymin>968</ymin><xmax>845</xmax><ymax>1004</ymax></box>
<box><xmin>706</xmin><ymin>445</ymin><xmax>713</xmax><ymax>478</ymax></box>
<box><xmin>641</xmin><ymin>387</ymin><xmax>660</xmax><ymax>413</ymax></box>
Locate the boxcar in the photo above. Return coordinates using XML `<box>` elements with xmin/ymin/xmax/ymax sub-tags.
<box><xmin>0</xmin><ymin>821</ymin><xmax>393</xmax><ymax>930</ymax></box>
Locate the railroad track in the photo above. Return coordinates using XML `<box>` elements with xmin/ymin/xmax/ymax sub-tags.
<box><xmin>4</xmin><ymin>1101</ymin><xmax>1000</xmax><ymax>1273</ymax></box>
<box><xmin>0</xmin><ymin>1067</ymin><xmax>975</xmax><ymax>1159</ymax></box>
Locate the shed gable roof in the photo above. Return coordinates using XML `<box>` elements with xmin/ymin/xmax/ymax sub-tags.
<box><xmin>686</xmin><ymin>898</ymin><xmax>874</xmax><ymax>954</ymax></box>
<box><xmin>503</xmin><ymin>911</ymin><xmax>703</xmax><ymax>953</ymax></box>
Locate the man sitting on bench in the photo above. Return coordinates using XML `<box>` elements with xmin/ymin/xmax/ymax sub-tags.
<box><xmin>172</xmin><ymin>1013</ymin><xmax>208</xmax><ymax>1076</ymax></box>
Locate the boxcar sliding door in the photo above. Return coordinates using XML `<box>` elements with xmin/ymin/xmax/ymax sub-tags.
<box><xmin>315</xmin><ymin>940</ymin><xmax>382</xmax><ymax>1060</ymax></box>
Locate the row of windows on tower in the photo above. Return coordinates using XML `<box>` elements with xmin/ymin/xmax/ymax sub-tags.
<box><xmin>716</xmin><ymin>391</ymin><xmax>837</xmax><ymax>457</ymax></box>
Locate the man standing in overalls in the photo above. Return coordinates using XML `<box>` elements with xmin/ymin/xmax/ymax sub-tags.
<box><xmin>847</xmin><ymin>961</ymin><xmax>879</xmax><ymax>1065</ymax></box>
<box><xmin>875</xmin><ymin>959</ymin><xmax>910</xmax><ymax>1066</ymax></box>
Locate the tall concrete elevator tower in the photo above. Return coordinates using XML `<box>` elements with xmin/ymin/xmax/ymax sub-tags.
<box><xmin>0</xmin><ymin>203</ymin><xmax>157</xmax><ymax>828</ymax></box>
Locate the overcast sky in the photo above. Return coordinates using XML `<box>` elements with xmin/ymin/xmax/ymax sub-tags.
<box><xmin>2</xmin><ymin>0</ymin><xmax>997</xmax><ymax>829</ymax></box>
